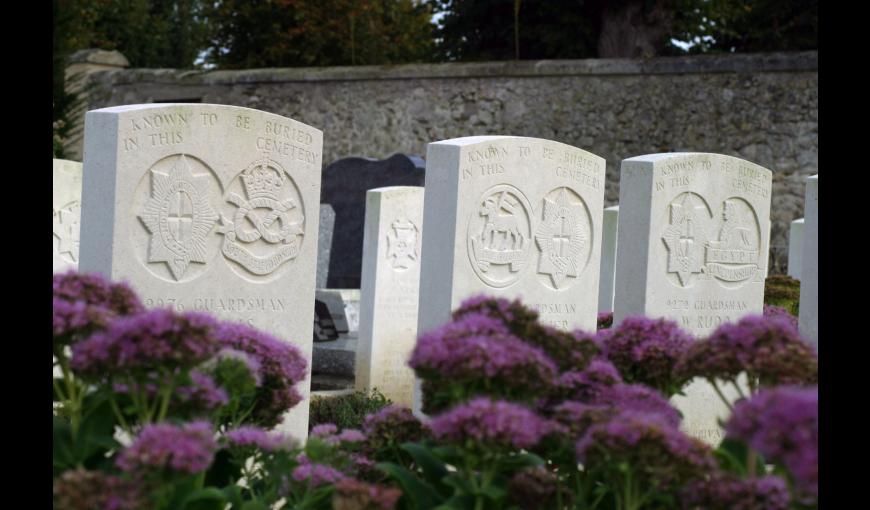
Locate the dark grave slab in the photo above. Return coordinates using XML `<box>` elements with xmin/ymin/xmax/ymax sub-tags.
<box><xmin>321</xmin><ymin>153</ymin><xmax>425</xmax><ymax>288</ymax></box>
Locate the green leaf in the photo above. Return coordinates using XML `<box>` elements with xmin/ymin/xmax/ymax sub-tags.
<box><xmin>221</xmin><ymin>485</ymin><xmax>244</xmax><ymax>509</ymax></box>
<box><xmin>240</xmin><ymin>502</ymin><xmax>270</xmax><ymax>510</ymax></box>
<box><xmin>181</xmin><ymin>487</ymin><xmax>227</xmax><ymax>510</ymax></box>
<box><xmin>715</xmin><ymin>438</ymin><xmax>766</xmax><ymax>475</ymax></box>
<box><xmin>432</xmin><ymin>495</ymin><xmax>475</xmax><ymax>510</ymax></box>
<box><xmin>402</xmin><ymin>443</ymin><xmax>450</xmax><ymax>495</ymax></box>
<box><xmin>378</xmin><ymin>462</ymin><xmax>445</xmax><ymax>510</ymax></box>
<box><xmin>53</xmin><ymin>417</ymin><xmax>75</xmax><ymax>475</ymax></box>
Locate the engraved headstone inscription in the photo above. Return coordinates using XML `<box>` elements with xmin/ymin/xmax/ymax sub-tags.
<box><xmin>356</xmin><ymin>186</ymin><xmax>424</xmax><ymax>406</ymax></box>
<box><xmin>79</xmin><ymin>104</ymin><xmax>323</xmax><ymax>438</ymax></box>
<box><xmin>613</xmin><ymin>152</ymin><xmax>772</xmax><ymax>445</ymax></box>
<box><xmin>321</xmin><ymin>154</ymin><xmax>425</xmax><ymax>288</ymax></box>
<box><xmin>54</xmin><ymin>159</ymin><xmax>83</xmax><ymax>273</ymax></box>
<box><xmin>798</xmin><ymin>175</ymin><xmax>817</xmax><ymax>347</ymax></box>
<box><xmin>598</xmin><ymin>205</ymin><xmax>619</xmax><ymax>312</ymax></box>
<box><xmin>416</xmin><ymin>136</ymin><xmax>606</xmax><ymax>413</ymax></box>
<box><xmin>787</xmin><ymin>218</ymin><xmax>805</xmax><ymax>279</ymax></box>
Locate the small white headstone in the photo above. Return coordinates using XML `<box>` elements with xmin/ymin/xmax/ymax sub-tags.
<box><xmin>53</xmin><ymin>159</ymin><xmax>83</xmax><ymax>272</ymax></box>
<box><xmin>613</xmin><ymin>152</ymin><xmax>772</xmax><ymax>445</ymax></box>
<box><xmin>787</xmin><ymin>218</ymin><xmax>805</xmax><ymax>278</ymax></box>
<box><xmin>598</xmin><ymin>205</ymin><xmax>619</xmax><ymax>312</ymax></box>
<box><xmin>356</xmin><ymin>186</ymin><xmax>424</xmax><ymax>406</ymax></box>
<box><xmin>798</xmin><ymin>175</ymin><xmax>818</xmax><ymax>347</ymax></box>
<box><xmin>79</xmin><ymin>103</ymin><xmax>323</xmax><ymax>438</ymax></box>
<box><xmin>415</xmin><ymin>136</ymin><xmax>606</xmax><ymax>413</ymax></box>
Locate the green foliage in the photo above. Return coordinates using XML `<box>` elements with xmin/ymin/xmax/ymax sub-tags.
<box><xmin>670</xmin><ymin>0</ymin><xmax>818</xmax><ymax>54</ymax></box>
<box><xmin>764</xmin><ymin>274</ymin><xmax>801</xmax><ymax>315</ymax></box>
<box><xmin>309</xmin><ymin>388</ymin><xmax>391</xmax><ymax>431</ymax></box>
<box><xmin>205</xmin><ymin>0</ymin><xmax>435</xmax><ymax>68</ymax></box>
<box><xmin>54</xmin><ymin>0</ymin><xmax>210</xmax><ymax>68</ymax></box>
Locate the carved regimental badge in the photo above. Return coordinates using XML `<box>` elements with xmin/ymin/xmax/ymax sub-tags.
<box><xmin>218</xmin><ymin>159</ymin><xmax>305</xmax><ymax>277</ymax></box>
<box><xmin>53</xmin><ymin>201</ymin><xmax>81</xmax><ymax>264</ymax></box>
<box><xmin>661</xmin><ymin>192</ymin><xmax>712</xmax><ymax>288</ymax></box>
<box><xmin>467</xmin><ymin>185</ymin><xmax>532</xmax><ymax>288</ymax></box>
<box><xmin>139</xmin><ymin>155</ymin><xmax>219</xmax><ymax>281</ymax></box>
<box><xmin>535</xmin><ymin>187</ymin><xmax>590</xmax><ymax>290</ymax></box>
<box><xmin>705</xmin><ymin>198</ymin><xmax>764</xmax><ymax>286</ymax></box>
<box><xmin>386</xmin><ymin>219</ymin><xmax>419</xmax><ymax>271</ymax></box>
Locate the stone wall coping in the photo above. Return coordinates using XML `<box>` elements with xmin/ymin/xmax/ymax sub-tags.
<box><xmin>88</xmin><ymin>51</ymin><xmax>817</xmax><ymax>85</ymax></box>
<box><xmin>68</xmin><ymin>49</ymin><xmax>130</xmax><ymax>68</ymax></box>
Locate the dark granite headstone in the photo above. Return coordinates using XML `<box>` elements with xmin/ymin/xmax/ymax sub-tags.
<box><xmin>321</xmin><ymin>153</ymin><xmax>425</xmax><ymax>288</ymax></box>
<box><xmin>316</xmin><ymin>204</ymin><xmax>336</xmax><ymax>289</ymax></box>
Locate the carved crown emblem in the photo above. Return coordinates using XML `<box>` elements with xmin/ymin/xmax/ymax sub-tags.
<box><xmin>242</xmin><ymin>163</ymin><xmax>284</xmax><ymax>201</ymax></box>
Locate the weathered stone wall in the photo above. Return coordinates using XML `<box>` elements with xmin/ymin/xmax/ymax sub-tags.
<box><xmin>75</xmin><ymin>51</ymin><xmax>818</xmax><ymax>273</ymax></box>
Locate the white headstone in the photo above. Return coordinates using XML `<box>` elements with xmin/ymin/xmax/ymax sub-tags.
<box><xmin>798</xmin><ymin>175</ymin><xmax>818</xmax><ymax>347</ymax></box>
<box><xmin>53</xmin><ymin>159</ymin><xmax>83</xmax><ymax>272</ymax></box>
<box><xmin>787</xmin><ymin>218</ymin><xmax>805</xmax><ymax>278</ymax></box>
<box><xmin>598</xmin><ymin>205</ymin><xmax>619</xmax><ymax>312</ymax></box>
<box><xmin>415</xmin><ymin>136</ymin><xmax>606</xmax><ymax>413</ymax></box>
<box><xmin>79</xmin><ymin>104</ymin><xmax>323</xmax><ymax>438</ymax></box>
<box><xmin>613</xmin><ymin>152</ymin><xmax>772</xmax><ymax>445</ymax></box>
<box><xmin>356</xmin><ymin>186</ymin><xmax>424</xmax><ymax>406</ymax></box>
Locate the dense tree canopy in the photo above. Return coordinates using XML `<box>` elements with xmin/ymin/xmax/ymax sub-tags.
<box><xmin>205</xmin><ymin>0</ymin><xmax>434</xmax><ymax>68</ymax></box>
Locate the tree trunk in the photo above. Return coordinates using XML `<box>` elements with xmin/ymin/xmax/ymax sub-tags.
<box><xmin>597</xmin><ymin>0</ymin><xmax>674</xmax><ymax>58</ymax></box>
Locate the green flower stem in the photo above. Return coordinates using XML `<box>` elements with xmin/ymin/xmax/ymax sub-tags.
<box><xmin>108</xmin><ymin>393</ymin><xmax>130</xmax><ymax>433</ymax></box>
<box><xmin>708</xmin><ymin>379</ymin><xmax>735</xmax><ymax>413</ymax></box>
<box><xmin>156</xmin><ymin>383</ymin><xmax>175</xmax><ymax>423</ymax></box>
<box><xmin>730</xmin><ymin>378</ymin><xmax>748</xmax><ymax>401</ymax></box>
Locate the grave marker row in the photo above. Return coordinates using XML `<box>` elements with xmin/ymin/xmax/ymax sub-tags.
<box><xmin>68</xmin><ymin>102</ymin><xmax>813</xmax><ymax>445</ymax></box>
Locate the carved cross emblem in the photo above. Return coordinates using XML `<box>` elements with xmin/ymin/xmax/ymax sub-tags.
<box><xmin>662</xmin><ymin>194</ymin><xmax>707</xmax><ymax>287</ymax></box>
<box><xmin>386</xmin><ymin>219</ymin><xmax>419</xmax><ymax>270</ymax></box>
<box><xmin>535</xmin><ymin>188</ymin><xmax>586</xmax><ymax>289</ymax></box>
<box><xmin>139</xmin><ymin>154</ymin><xmax>219</xmax><ymax>280</ymax></box>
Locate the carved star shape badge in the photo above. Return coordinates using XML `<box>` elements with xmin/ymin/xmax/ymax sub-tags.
<box><xmin>535</xmin><ymin>188</ymin><xmax>586</xmax><ymax>289</ymax></box>
<box><xmin>53</xmin><ymin>202</ymin><xmax>81</xmax><ymax>262</ymax></box>
<box><xmin>386</xmin><ymin>219</ymin><xmax>419</xmax><ymax>270</ymax></box>
<box><xmin>139</xmin><ymin>155</ymin><xmax>218</xmax><ymax>280</ymax></box>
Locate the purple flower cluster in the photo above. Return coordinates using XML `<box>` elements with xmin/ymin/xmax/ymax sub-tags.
<box><xmin>362</xmin><ymin>405</ymin><xmax>428</xmax><ymax>453</ymax></box>
<box><xmin>53</xmin><ymin>271</ymin><xmax>143</xmax><ymax>346</ymax></box>
<box><xmin>595</xmin><ymin>384</ymin><xmax>682</xmax><ymax>428</ymax></box>
<box><xmin>508</xmin><ymin>466</ymin><xmax>571</xmax><ymax>510</ymax></box>
<box><xmin>70</xmin><ymin>309</ymin><xmax>220</xmax><ymax>380</ymax></box>
<box><xmin>555</xmin><ymin>359</ymin><xmax>623</xmax><ymax>402</ymax></box>
<box><xmin>679</xmin><ymin>315</ymin><xmax>818</xmax><ymax>388</ymax></box>
<box><xmin>763</xmin><ymin>304</ymin><xmax>798</xmax><ymax>329</ymax></box>
<box><xmin>291</xmin><ymin>454</ymin><xmax>347</xmax><ymax>487</ymax></box>
<box><xmin>332</xmin><ymin>479</ymin><xmax>402</xmax><ymax>510</ymax></box>
<box><xmin>176</xmin><ymin>371</ymin><xmax>230</xmax><ymax>411</ymax></box>
<box><xmin>214</xmin><ymin>322</ymin><xmax>308</xmax><ymax>426</ymax></box>
<box><xmin>310</xmin><ymin>423</ymin><xmax>366</xmax><ymax>445</ymax></box>
<box><xmin>430</xmin><ymin>397</ymin><xmax>564</xmax><ymax>451</ymax></box>
<box><xmin>552</xmin><ymin>384</ymin><xmax>680</xmax><ymax>437</ymax></box>
<box><xmin>680</xmin><ymin>474</ymin><xmax>790</xmax><ymax>510</ymax></box>
<box><xmin>410</xmin><ymin>314</ymin><xmax>558</xmax><ymax>411</ymax></box>
<box><xmin>117</xmin><ymin>421</ymin><xmax>217</xmax><ymax>475</ymax></box>
<box><xmin>53</xmin><ymin>468</ymin><xmax>145</xmax><ymax>510</ymax></box>
<box><xmin>224</xmin><ymin>425</ymin><xmax>296</xmax><ymax>452</ymax></box>
<box><xmin>598</xmin><ymin>316</ymin><xmax>694</xmax><ymax>395</ymax></box>
<box><xmin>576</xmin><ymin>409</ymin><xmax>714</xmax><ymax>489</ymax></box>
<box><xmin>452</xmin><ymin>295</ymin><xmax>601</xmax><ymax>371</ymax></box>
<box><xmin>726</xmin><ymin>386</ymin><xmax>818</xmax><ymax>500</ymax></box>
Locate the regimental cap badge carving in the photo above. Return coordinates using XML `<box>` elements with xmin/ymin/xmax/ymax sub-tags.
<box><xmin>467</xmin><ymin>185</ymin><xmax>532</xmax><ymax>289</ymax></box>
<box><xmin>386</xmin><ymin>219</ymin><xmax>419</xmax><ymax>271</ymax></box>
<box><xmin>535</xmin><ymin>188</ymin><xmax>587</xmax><ymax>289</ymax></box>
<box><xmin>138</xmin><ymin>154</ymin><xmax>219</xmax><ymax>281</ymax></box>
<box><xmin>218</xmin><ymin>158</ymin><xmax>305</xmax><ymax>277</ymax></box>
